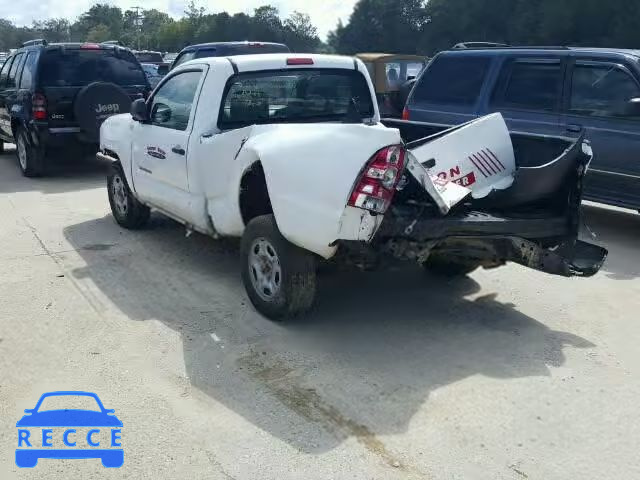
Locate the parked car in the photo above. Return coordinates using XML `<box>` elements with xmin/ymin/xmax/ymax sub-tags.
<box><xmin>98</xmin><ymin>53</ymin><xmax>605</xmax><ymax>319</ymax></box>
<box><xmin>170</xmin><ymin>41</ymin><xmax>290</xmax><ymax>70</ymax></box>
<box><xmin>163</xmin><ymin>52</ymin><xmax>178</xmax><ymax>64</ymax></box>
<box><xmin>403</xmin><ymin>46</ymin><xmax>640</xmax><ymax>211</ymax></box>
<box><xmin>0</xmin><ymin>39</ymin><xmax>149</xmax><ymax>177</ymax></box>
<box><xmin>141</xmin><ymin>63</ymin><xmax>164</xmax><ymax>89</ymax></box>
<box><xmin>133</xmin><ymin>50</ymin><xmax>170</xmax><ymax>75</ymax></box>
<box><xmin>356</xmin><ymin>53</ymin><xmax>426</xmax><ymax>117</ymax></box>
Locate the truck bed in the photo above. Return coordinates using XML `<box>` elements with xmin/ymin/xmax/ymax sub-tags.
<box><xmin>372</xmin><ymin>118</ymin><xmax>608</xmax><ymax>277</ymax></box>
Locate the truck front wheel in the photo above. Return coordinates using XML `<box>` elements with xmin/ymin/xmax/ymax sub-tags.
<box><xmin>107</xmin><ymin>164</ymin><xmax>150</xmax><ymax>229</ymax></box>
<box><xmin>241</xmin><ymin>215</ymin><xmax>317</xmax><ymax>320</ymax></box>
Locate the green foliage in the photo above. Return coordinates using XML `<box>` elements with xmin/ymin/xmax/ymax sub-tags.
<box><xmin>331</xmin><ymin>0</ymin><xmax>640</xmax><ymax>55</ymax></box>
<box><xmin>0</xmin><ymin>1</ymin><xmax>321</xmax><ymax>54</ymax></box>
<box><xmin>3</xmin><ymin>0</ymin><xmax>640</xmax><ymax>57</ymax></box>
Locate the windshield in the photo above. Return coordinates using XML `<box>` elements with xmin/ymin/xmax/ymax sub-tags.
<box><xmin>385</xmin><ymin>60</ymin><xmax>425</xmax><ymax>88</ymax></box>
<box><xmin>219</xmin><ymin>69</ymin><xmax>374</xmax><ymax>129</ymax></box>
<box><xmin>40</xmin><ymin>48</ymin><xmax>146</xmax><ymax>87</ymax></box>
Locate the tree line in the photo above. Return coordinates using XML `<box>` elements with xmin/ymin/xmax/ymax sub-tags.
<box><xmin>1</xmin><ymin>0</ymin><xmax>640</xmax><ymax>55</ymax></box>
<box><xmin>0</xmin><ymin>2</ymin><xmax>321</xmax><ymax>53</ymax></box>
<box><xmin>330</xmin><ymin>0</ymin><xmax>640</xmax><ymax>55</ymax></box>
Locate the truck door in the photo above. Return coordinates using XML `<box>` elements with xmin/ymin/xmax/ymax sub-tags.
<box><xmin>486</xmin><ymin>57</ymin><xmax>565</xmax><ymax>137</ymax></box>
<box><xmin>132</xmin><ymin>68</ymin><xmax>205</xmax><ymax>219</ymax></box>
<box><xmin>561</xmin><ymin>59</ymin><xmax>640</xmax><ymax>209</ymax></box>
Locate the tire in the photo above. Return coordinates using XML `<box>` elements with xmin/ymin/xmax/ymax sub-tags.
<box><xmin>74</xmin><ymin>82</ymin><xmax>133</xmax><ymax>143</ymax></box>
<box><xmin>107</xmin><ymin>164</ymin><xmax>150</xmax><ymax>229</ymax></box>
<box><xmin>422</xmin><ymin>255</ymin><xmax>479</xmax><ymax>277</ymax></box>
<box><xmin>241</xmin><ymin>215</ymin><xmax>317</xmax><ymax>320</ymax></box>
<box><xmin>15</xmin><ymin>128</ymin><xmax>45</xmax><ymax>177</ymax></box>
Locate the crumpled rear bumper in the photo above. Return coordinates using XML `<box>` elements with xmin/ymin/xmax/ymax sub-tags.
<box><xmin>484</xmin><ymin>236</ymin><xmax>607</xmax><ymax>277</ymax></box>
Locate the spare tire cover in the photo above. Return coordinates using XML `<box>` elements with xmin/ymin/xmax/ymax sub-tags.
<box><xmin>74</xmin><ymin>82</ymin><xmax>132</xmax><ymax>142</ymax></box>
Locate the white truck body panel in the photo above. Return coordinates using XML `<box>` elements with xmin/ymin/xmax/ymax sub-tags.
<box><xmin>100</xmin><ymin>54</ymin><xmax>397</xmax><ymax>259</ymax></box>
<box><xmin>409</xmin><ymin>113</ymin><xmax>516</xmax><ymax>199</ymax></box>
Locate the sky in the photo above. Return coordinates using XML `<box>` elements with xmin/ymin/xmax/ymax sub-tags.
<box><xmin>0</xmin><ymin>0</ymin><xmax>358</xmax><ymax>39</ymax></box>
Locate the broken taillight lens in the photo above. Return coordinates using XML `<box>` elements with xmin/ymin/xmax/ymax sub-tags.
<box><xmin>348</xmin><ymin>145</ymin><xmax>406</xmax><ymax>214</ymax></box>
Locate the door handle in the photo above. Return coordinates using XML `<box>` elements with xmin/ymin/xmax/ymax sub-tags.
<box><xmin>566</xmin><ymin>124</ymin><xmax>583</xmax><ymax>133</ymax></box>
<box><xmin>172</xmin><ymin>146</ymin><xmax>185</xmax><ymax>155</ymax></box>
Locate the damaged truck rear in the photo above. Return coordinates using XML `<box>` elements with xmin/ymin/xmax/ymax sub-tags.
<box><xmin>98</xmin><ymin>53</ymin><xmax>607</xmax><ymax>320</ymax></box>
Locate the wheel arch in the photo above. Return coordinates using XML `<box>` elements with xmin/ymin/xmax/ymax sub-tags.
<box><xmin>239</xmin><ymin>160</ymin><xmax>274</xmax><ymax>226</ymax></box>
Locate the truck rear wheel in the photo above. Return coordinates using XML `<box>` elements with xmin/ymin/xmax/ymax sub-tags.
<box><xmin>107</xmin><ymin>164</ymin><xmax>150</xmax><ymax>229</ymax></box>
<box><xmin>422</xmin><ymin>255</ymin><xmax>479</xmax><ymax>277</ymax></box>
<box><xmin>241</xmin><ymin>215</ymin><xmax>317</xmax><ymax>320</ymax></box>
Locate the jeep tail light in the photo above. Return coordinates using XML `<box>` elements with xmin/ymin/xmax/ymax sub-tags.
<box><xmin>402</xmin><ymin>107</ymin><xmax>410</xmax><ymax>121</ymax></box>
<box><xmin>32</xmin><ymin>93</ymin><xmax>47</xmax><ymax>121</ymax></box>
<box><xmin>348</xmin><ymin>145</ymin><xmax>406</xmax><ymax>214</ymax></box>
<box><xmin>81</xmin><ymin>43</ymin><xmax>102</xmax><ymax>50</ymax></box>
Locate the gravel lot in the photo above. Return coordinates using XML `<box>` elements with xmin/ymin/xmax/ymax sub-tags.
<box><xmin>0</xmin><ymin>148</ymin><xmax>638</xmax><ymax>479</ymax></box>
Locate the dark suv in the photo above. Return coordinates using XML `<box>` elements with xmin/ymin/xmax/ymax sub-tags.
<box><xmin>171</xmin><ymin>41</ymin><xmax>290</xmax><ymax>70</ymax></box>
<box><xmin>0</xmin><ymin>39</ymin><xmax>149</xmax><ymax>176</ymax></box>
<box><xmin>404</xmin><ymin>46</ymin><xmax>640</xmax><ymax>210</ymax></box>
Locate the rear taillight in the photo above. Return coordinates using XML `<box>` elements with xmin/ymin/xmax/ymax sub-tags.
<box><xmin>348</xmin><ymin>145</ymin><xmax>406</xmax><ymax>214</ymax></box>
<box><xmin>32</xmin><ymin>93</ymin><xmax>47</xmax><ymax>121</ymax></box>
<box><xmin>402</xmin><ymin>107</ymin><xmax>410</xmax><ymax>121</ymax></box>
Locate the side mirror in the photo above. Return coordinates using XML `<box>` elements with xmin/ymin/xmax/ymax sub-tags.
<box><xmin>151</xmin><ymin>103</ymin><xmax>172</xmax><ymax>124</ymax></box>
<box><xmin>131</xmin><ymin>98</ymin><xmax>149</xmax><ymax>122</ymax></box>
<box><xmin>157</xmin><ymin>64</ymin><xmax>169</xmax><ymax>76</ymax></box>
<box><xmin>104</xmin><ymin>409</ymin><xmax>115</xmax><ymax>414</ymax></box>
<box><xmin>24</xmin><ymin>409</ymin><xmax>34</xmax><ymax>414</ymax></box>
<box><xmin>624</xmin><ymin>97</ymin><xmax>640</xmax><ymax>117</ymax></box>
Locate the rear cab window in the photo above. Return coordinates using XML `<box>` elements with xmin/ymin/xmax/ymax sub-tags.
<box><xmin>218</xmin><ymin>69</ymin><xmax>374</xmax><ymax>130</ymax></box>
<box><xmin>491</xmin><ymin>57</ymin><xmax>564</xmax><ymax>112</ymax></box>
<box><xmin>39</xmin><ymin>47</ymin><xmax>146</xmax><ymax>87</ymax></box>
<box><xmin>412</xmin><ymin>54</ymin><xmax>491</xmax><ymax>108</ymax></box>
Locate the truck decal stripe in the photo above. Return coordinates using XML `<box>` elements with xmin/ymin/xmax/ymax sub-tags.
<box><xmin>471</xmin><ymin>153</ymin><xmax>493</xmax><ymax>176</ymax></box>
<box><xmin>486</xmin><ymin>148</ymin><xmax>506</xmax><ymax>170</ymax></box>
<box><xmin>469</xmin><ymin>156</ymin><xmax>489</xmax><ymax>177</ymax></box>
<box><xmin>476</xmin><ymin>152</ymin><xmax>498</xmax><ymax>174</ymax></box>
<box><xmin>479</xmin><ymin>150</ymin><xmax>502</xmax><ymax>173</ymax></box>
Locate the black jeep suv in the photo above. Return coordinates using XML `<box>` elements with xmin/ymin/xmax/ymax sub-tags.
<box><xmin>0</xmin><ymin>39</ymin><xmax>149</xmax><ymax>176</ymax></box>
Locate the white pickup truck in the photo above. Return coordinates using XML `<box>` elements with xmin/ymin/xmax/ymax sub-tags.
<box><xmin>99</xmin><ymin>53</ymin><xmax>607</xmax><ymax>319</ymax></box>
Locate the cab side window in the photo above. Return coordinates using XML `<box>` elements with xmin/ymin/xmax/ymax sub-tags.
<box><xmin>149</xmin><ymin>70</ymin><xmax>202</xmax><ymax>131</ymax></box>
<box><xmin>491</xmin><ymin>58</ymin><xmax>563</xmax><ymax>112</ymax></box>
<box><xmin>7</xmin><ymin>53</ymin><xmax>25</xmax><ymax>88</ymax></box>
<box><xmin>0</xmin><ymin>56</ymin><xmax>14</xmax><ymax>87</ymax></box>
<box><xmin>570</xmin><ymin>63</ymin><xmax>640</xmax><ymax>119</ymax></box>
<box><xmin>412</xmin><ymin>55</ymin><xmax>491</xmax><ymax>106</ymax></box>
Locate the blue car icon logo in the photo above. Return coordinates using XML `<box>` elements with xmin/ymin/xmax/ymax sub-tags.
<box><xmin>16</xmin><ymin>391</ymin><xmax>123</xmax><ymax>468</ymax></box>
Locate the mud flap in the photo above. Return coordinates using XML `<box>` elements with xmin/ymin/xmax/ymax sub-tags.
<box><xmin>510</xmin><ymin>238</ymin><xmax>607</xmax><ymax>277</ymax></box>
